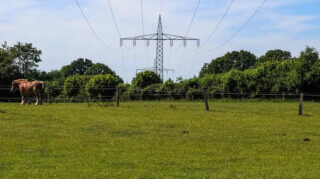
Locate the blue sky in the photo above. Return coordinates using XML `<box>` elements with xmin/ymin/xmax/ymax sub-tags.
<box><xmin>1</xmin><ymin>0</ymin><xmax>320</xmax><ymax>82</ymax></box>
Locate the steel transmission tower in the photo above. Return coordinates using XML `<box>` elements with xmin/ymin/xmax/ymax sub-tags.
<box><xmin>120</xmin><ymin>15</ymin><xmax>200</xmax><ymax>80</ymax></box>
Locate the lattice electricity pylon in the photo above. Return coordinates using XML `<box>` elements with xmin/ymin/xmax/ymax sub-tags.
<box><xmin>120</xmin><ymin>14</ymin><xmax>200</xmax><ymax>80</ymax></box>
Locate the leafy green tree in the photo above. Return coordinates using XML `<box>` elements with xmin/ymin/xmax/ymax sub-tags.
<box><xmin>253</xmin><ymin>60</ymin><xmax>294</xmax><ymax>93</ymax></box>
<box><xmin>158</xmin><ymin>79</ymin><xmax>176</xmax><ymax>99</ymax></box>
<box><xmin>46</xmin><ymin>70</ymin><xmax>64</xmax><ymax>82</ymax></box>
<box><xmin>86</xmin><ymin>74</ymin><xmax>123</xmax><ymax>99</ymax></box>
<box><xmin>61</xmin><ymin>58</ymin><xmax>93</xmax><ymax>77</ymax></box>
<box><xmin>64</xmin><ymin>75</ymin><xmax>91</xmax><ymax>98</ymax></box>
<box><xmin>141</xmin><ymin>84</ymin><xmax>162</xmax><ymax>100</ymax></box>
<box><xmin>132</xmin><ymin>71</ymin><xmax>162</xmax><ymax>88</ymax></box>
<box><xmin>10</xmin><ymin>42</ymin><xmax>42</xmax><ymax>78</ymax></box>
<box><xmin>25</xmin><ymin>70</ymin><xmax>48</xmax><ymax>81</ymax></box>
<box><xmin>220</xmin><ymin>69</ymin><xmax>247</xmax><ymax>93</ymax></box>
<box><xmin>162</xmin><ymin>79</ymin><xmax>175</xmax><ymax>91</ymax></box>
<box><xmin>199</xmin><ymin>50</ymin><xmax>257</xmax><ymax>76</ymax></box>
<box><xmin>199</xmin><ymin>74</ymin><xmax>220</xmax><ymax>90</ymax></box>
<box><xmin>86</xmin><ymin>63</ymin><xmax>115</xmax><ymax>75</ymax></box>
<box><xmin>0</xmin><ymin>42</ymin><xmax>22</xmax><ymax>86</ymax></box>
<box><xmin>45</xmin><ymin>70</ymin><xmax>65</xmax><ymax>98</ymax></box>
<box><xmin>258</xmin><ymin>49</ymin><xmax>292</xmax><ymax>64</ymax></box>
<box><xmin>306</xmin><ymin>61</ymin><xmax>320</xmax><ymax>92</ymax></box>
<box><xmin>291</xmin><ymin>46</ymin><xmax>319</xmax><ymax>93</ymax></box>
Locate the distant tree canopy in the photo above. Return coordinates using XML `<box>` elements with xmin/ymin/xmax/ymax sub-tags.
<box><xmin>10</xmin><ymin>42</ymin><xmax>42</xmax><ymax>78</ymax></box>
<box><xmin>86</xmin><ymin>63</ymin><xmax>115</xmax><ymax>75</ymax></box>
<box><xmin>132</xmin><ymin>71</ymin><xmax>162</xmax><ymax>88</ymax></box>
<box><xmin>199</xmin><ymin>50</ymin><xmax>257</xmax><ymax>77</ymax></box>
<box><xmin>0</xmin><ymin>42</ymin><xmax>21</xmax><ymax>86</ymax></box>
<box><xmin>198</xmin><ymin>46</ymin><xmax>320</xmax><ymax>95</ymax></box>
<box><xmin>258</xmin><ymin>49</ymin><xmax>292</xmax><ymax>64</ymax></box>
<box><xmin>64</xmin><ymin>75</ymin><xmax>91</xmax><ymax>98</ymax></box>
<box><xmin>291</xmin><ymin>46</ymin><xmax>319</xmax><ymax>92</ymax></box>
<box><xmin>0</xmin><ymin>42</ymin><xmax>43</xmax><ymax>85</ymax></box>
<box><xmin>86</xmin><ymin>74</ymin><xmax>123</xmax><ymax>99</ymax></box>
<box><xmin>60</xmin><ymin>58</ymin><xmax>93</xmax><ymax>77</ymax></box>
<box><xmin>60</xmin><ymin>58</ymin><xmax>116</xmax><ymax>77</ymax></box>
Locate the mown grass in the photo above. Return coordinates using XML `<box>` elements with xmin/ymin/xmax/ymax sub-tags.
<box><xmin>0</xmin><ymin>101</ymin><xmax>320</xmax><ymax>178</ymax></box>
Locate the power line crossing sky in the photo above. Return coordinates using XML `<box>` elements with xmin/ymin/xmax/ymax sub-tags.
<box><xmin>0</xmin><ymin>0</ymin><xmax>319</xmax><ymax>82</ymax></box>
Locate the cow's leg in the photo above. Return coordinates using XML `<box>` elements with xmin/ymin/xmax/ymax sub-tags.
<box><xmin>35</xmin><ymin>91</ymin><xmax>39</xmax><ymax>105</ymax></box>
<box><xmin>21</xmin><ymin>96</ymin><xmax>25</xmax><ymax>105</ymax></box>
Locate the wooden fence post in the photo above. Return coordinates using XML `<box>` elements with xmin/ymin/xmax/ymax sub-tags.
<box><xmin>299</xmin><ymin>93</ymin><xmax>304</xmax><ymax>115</ymax></box>
<box><xmin>204</xmin><ymin>89</ymin><xmax>209</xmax><ymax>111</ymax></box>
<box><xmin>116</xmin><ymin>87</ymin><xmax>120</xmax><ymax>107</ymax></box>
<box><xmin>47</xmin><ymin>86</ymin><xmax>51</xmax><ymax>104</ymax></box>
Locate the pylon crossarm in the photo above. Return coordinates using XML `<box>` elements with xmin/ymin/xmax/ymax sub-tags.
<box><xmin>121</xmin><ymin>34</ymin><xmax>199</xmax><ymax>41</ymax></box>
<box><xmin>121</xmin><ymin>33</ymin><xmax>157</xmax><ymax>40</ymax></box>
<box><xmin>162</xmin><ymin>33</ymin><xmax>199</xmax><ymax>41</ymax></box>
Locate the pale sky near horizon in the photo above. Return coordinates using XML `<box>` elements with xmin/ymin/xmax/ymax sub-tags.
<box><xmin>1</xmin><ymin>0</ymin><xmax>319</xmax><ymax>82</ymax></box>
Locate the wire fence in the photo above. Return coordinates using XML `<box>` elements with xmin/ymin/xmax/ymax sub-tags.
<box><xmin>1</xmin><ymin>86</ymin><xmax>320</xmax><ymax>104</ymax></box>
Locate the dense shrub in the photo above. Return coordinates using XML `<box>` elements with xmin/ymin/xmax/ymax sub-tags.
<box><xmin>199</xmin><ymin>50</ymin><xmax>257</xmax><ymax>77</ymax></box>
<box><xmin>47</xmin><ymin>80</ymin><xmax>65</xmax><ymax>99</ymax></box>
<box><xmin>64</xmin><ymin>75</ymin><xmax>91</xmax><ymax>99</ymax></box>
<box><xmin>85</xmin><ymin>74</ymin><xmax>122</xmax><ymax>100</ymax></box>
<box><xmin>141</xmin><ymin>84</ymin><xmax>162</xmax><ymax>100</ymax></box>
<box><xmin>186</xmin><ymin>88</ymin><xmax>203</xmax><ymax>100</ymax></box>
<box><xmin>158</xmin><ymin>79</ymin><xmax>177</xmax><ymax>99</ymax></box>
<box><xmin>132</xmin><ymin>71</ymin><xmax>162</xmax><ymax>88</ymax></box>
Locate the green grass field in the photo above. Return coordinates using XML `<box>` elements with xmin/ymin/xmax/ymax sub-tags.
<box><xmin>0</xmin><ymin>101</ymin><xmax>320</xmax><ymax>178</ymax></box>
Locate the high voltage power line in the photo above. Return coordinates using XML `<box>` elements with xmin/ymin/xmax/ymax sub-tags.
<box><xmin>201</xmin><ymin>0</ymin><xmax>235</xmax><ymax>47</ymax></box>
<box><xmin>120</xmin><ymin>47</ymin><xmax>129</xmax><ymax>81</ymax></box>
<box><xmin>105</xmin><ymin>0</ymin><xmax>132</xmax><ymax>80</ymax></box>
<box><xmin>185</xmin><ymin>0</ymin><xmax>201</xmax><ymax>36</ymax></box>
<box><xmin>74</xmin><ymin>0</ymin><xmax>115</xmax><ymax>50</ymax></box>
<box><xmin>74</xmin><ymin>0</ymin><xmax>268</xmax><ymax>81</ymax></box>
<box><xmin>175</xmin><ymin>0</ymin><xmax>201</xmax><ymax>78</ymax></box>
<box><xmin>106</xmin><ymin>0</ymin><xmax>122</xmax><ymax>38</ymax></box>
<box><xmin>140</xmin><ymin>0</ymin><xmax>145</xmax><ymax>35</ymax></box>
<box><xmin>209</xmin><ymin>0</ymin><xmax>268</xmax><ymax>51</ymax></box>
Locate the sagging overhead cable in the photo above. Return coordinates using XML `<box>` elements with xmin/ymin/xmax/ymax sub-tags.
<box><xmin>74</xmin><ymin>0</ymin><xmax>115</xmax><ymax>50</ymax></box>
<box><xmin>208</xmin><ymin>0</ymin><xmax>268</xmax><ymax>51</ymax></box>
<box><xmin>140</xmin><ymin>0</ymin><xmax>145</xmax><ymax>35</ymax></box>
<box><xmin>201</xmin><ymin>0</ymin><xmax>235</xmax><ymax>47</ymax></box>
<box><xmin>185</xmin><ymin>0</ymin><xmax>201</xmax><ymax>36</ymax></box>
<box><xmin>106</xmin><ymin>0</ymin><xmax>122</xmax><ymax>37</ymax></box>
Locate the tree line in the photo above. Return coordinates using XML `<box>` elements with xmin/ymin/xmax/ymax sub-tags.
<box><xmin>1</xmin><ymin>41</ymin><xmax>319</xmax><ymax>101</ymax></box>
<box><xmin>199</xmin><ymin>48</ymin><xmax>320</xmax><ymax>94</ymax></box>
